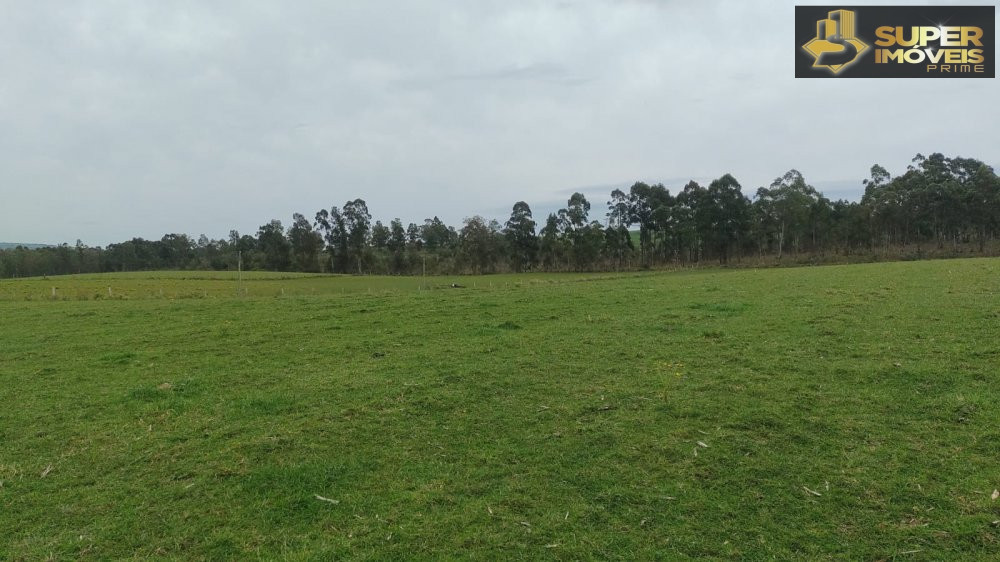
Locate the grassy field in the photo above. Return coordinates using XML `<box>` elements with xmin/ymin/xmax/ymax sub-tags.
<box><xmin>2</xmin><ymin>259</ymin><xmax>999</xmax><ymax>559</ymax></box>
<box><xmin>0</xmin><ymin>270</ymin><xmax>638</xmax><ymax>301</ymax></box>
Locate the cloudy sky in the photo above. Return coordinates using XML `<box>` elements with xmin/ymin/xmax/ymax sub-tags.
<box><xmin>1</xmin><ymin>0</ymin><xmax>997</xmax><ymax>246</ymax></box>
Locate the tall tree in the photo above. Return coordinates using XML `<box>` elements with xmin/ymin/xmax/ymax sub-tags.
<box><xmin>538</xmin><ymin>213</ymin><xmax>564</xmax><ymax>269</ymax></box>
<box><xmin>701</xmin><ymin>174</ymin><xmax>750</xmax><ymax>263</ymax></box>
<box><xmin>388</xmin><ymin>218</ymin><xmax>408</xmax><ymax>273</ymax></box>
<box><xmin>561</xmin><ymin>192</ymin><xmax>591</xmax><ymax>231</ymax></box>
<box><xmin>757</xmin><ymin>170</ymin><xmax>827</xmax><ymax>258</ymax></box>
<box><xmin>342</xmin><ymin>199</ymin><xmax>372</xmax><ymax>273</ymax></box>
<box><xmin>421</xmin><ymin>216</ymin><xmax>454</xmax><ymax>251</ymax></box>
<box><xmin>159</xmin><ymin>234</ymin><xmax>195</xmax><ymax>269</ymax></box>
<box><xmin>288</xmin><ymin>213</ymin><xmax>323</xmax><ymax>272</ymax></box>
<box><xmin>606</xmin><ymin>189</ymin><xmax>633</xmax><ymax>267</ymax></box>
<box><xmin>406</xmin><ymin>222</ymin><xmax>422</xmax><ymax>250</ymax></box>
<box><xmin>629</xmin><ymin>182</ymin><xmax>654</xmax><ymax>264</ymax></box>
<box><xmin>371</xmin><ymin>220</ymin><xmax>390</xmax><ymax>250</ymax></box>
<box><xmin>628</xmin><ymin>182</ymin><xmax>671</xmax><ymax>264</ymax></box>
<box><xmin>315</xmin><ymin>207</ymin><xmax>349</xmax><ymax>272</ymax></box>
<box><xmin>504</xmin><ymin>201</ymin><xmax>539</xmax><ymax>272</ymax></box>
<box><xmin>556</xmin><ymin>193</ymin><xmax>604</xmax><ymax>270</ymax></box>
<box><xmin>675</xmin><ymin>181</ymin><xmax>707</xmax><ymax>262</ymax></box>
<box><xmin>257</xmin><ymin>219</ymin><xmax>291</xmax><ymax>271</ymax></box>
<box><xmin>459</xmin><ymin>216</ymin><xmax>502</xmax><ymax>274</ymax></box>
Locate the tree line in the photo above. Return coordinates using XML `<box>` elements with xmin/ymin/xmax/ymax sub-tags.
<box><xmin>2</xmin><ymin>152</ymin><xmax>998</xmax><ymax>278</ymax></box>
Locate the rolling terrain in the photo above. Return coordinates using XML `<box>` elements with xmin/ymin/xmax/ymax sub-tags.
<box><xmin>2</xmin><ymin>260</ymin><xmax>999</xmax><ymax>559</ymax></box>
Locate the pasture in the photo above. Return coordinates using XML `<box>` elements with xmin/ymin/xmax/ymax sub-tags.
<box><xmin>0</xmin><ymin>270</ymin><xmax>630</xmax><ymax>301</ymax></box>
<box><xmin>1</xmin><ymin>259</ymin><xmax>999</xmax><ymax>559</ymax></box>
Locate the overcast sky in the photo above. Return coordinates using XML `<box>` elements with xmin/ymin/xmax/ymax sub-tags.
<box><xmin>1</xmin><ymin>0</ymin><xmax>998</xmax><ymax>246</ymax></box>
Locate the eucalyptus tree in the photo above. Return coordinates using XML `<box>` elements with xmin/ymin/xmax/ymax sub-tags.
<box><xmin>389</xmin><ymin>218</ymin><xmax>408</xmax><ymax>273</ymax></box>
<box><xmin>256</xmin><ymin>220</ymin><xmax>291</xmax><ymax>271</ymax></box>
<box><xmin>538</xmin><ymin>213</ymin><xmax>565</xmax><ymax>269</ymax></box>
<box><xmin>674</xmin><ymin>181</ymin><xmax>706</xmax><ymax>262</ymax></box>
<box><xmin>371</xmin><ymin>220</ymin><xmax>390</xmax><ymax>250</ymax></box>
<box><xmin>557</xmin><ymin>193</ymin><xmax>604</xmax><ymax>270</ymax></box>
<box><xmin>757</xmin><ymin>170</ymin><xmax>827</xmax><ymax>258</ymax></box>
<box><xmin>701</xmin><ymin>174</ymin><xmax>751</xmax><ymax>263</ymax></box>
<box><xmin>343</xmin><ymin>199</ymin><xmax>372</xmax><ymax>273</ymax></box>
<box><xmin>627</xmin><ymin>182</ymin><xmax>657</xmax><ymax>264</ymax></box>
<box><xmin>504</xmin><ymin>201</ymin><xmax>539</xmax><ymax>272</ymax></box>
<box><xmin>459</xmin><ymin>216</ymin><xmax>503</xmax><ymax>274</ymax></box>
<box><xmin>421</xmin><ymin>216</ymin><xmax>454</xmax><ymax>251</ymax></box>
<box><xmin>314</xmin><ymin>206</ymin><xmax>349</xmax><ymax>272</ymax></box>
<box><xmin>288</xmin><ymin>213</ymin><xmax>323</xmax><ymax>272</ymax></box>
<box><xmin>606</xmin><ymin>189</ymin><xmax>633</xmax><ymax>267</ymax></box>
<box><xmin>967</xmin><ymin>163</ymin><xmax>1000</xmax><ymax>251</ymax></box>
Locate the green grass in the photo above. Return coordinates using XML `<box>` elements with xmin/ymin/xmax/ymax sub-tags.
<box><xmin>2</xmin><ymin>259</ymin><xmax>999</xmax><ymax>559</ymax></box>
<box><xmin>0</xmin><ymin>270</ymin><xmax>637</xmax><ymax>301</ymax></box>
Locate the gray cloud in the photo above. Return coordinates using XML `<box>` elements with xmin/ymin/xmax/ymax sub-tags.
<box><xmin>1</xmin><ymin>0</ymin><xmax>997</xmax><ymax>245</ymax></box>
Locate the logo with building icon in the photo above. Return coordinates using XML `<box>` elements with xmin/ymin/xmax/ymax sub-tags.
<box><xmin>802</xmin><ymin>9</ymin><xmax>870</xmax><ymax>74</ymax></box>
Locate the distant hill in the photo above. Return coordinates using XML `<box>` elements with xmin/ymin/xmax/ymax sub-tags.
<box><xmin>0</xmin><ymin>242</ymin><xmax>51</xmax><ymax>250</ymax></box>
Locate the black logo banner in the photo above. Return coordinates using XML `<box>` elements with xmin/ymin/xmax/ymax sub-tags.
<box><xmin>795</xmin><ymin>6</ymin><xmax>995</xmax><ymax>78</ymax></box>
